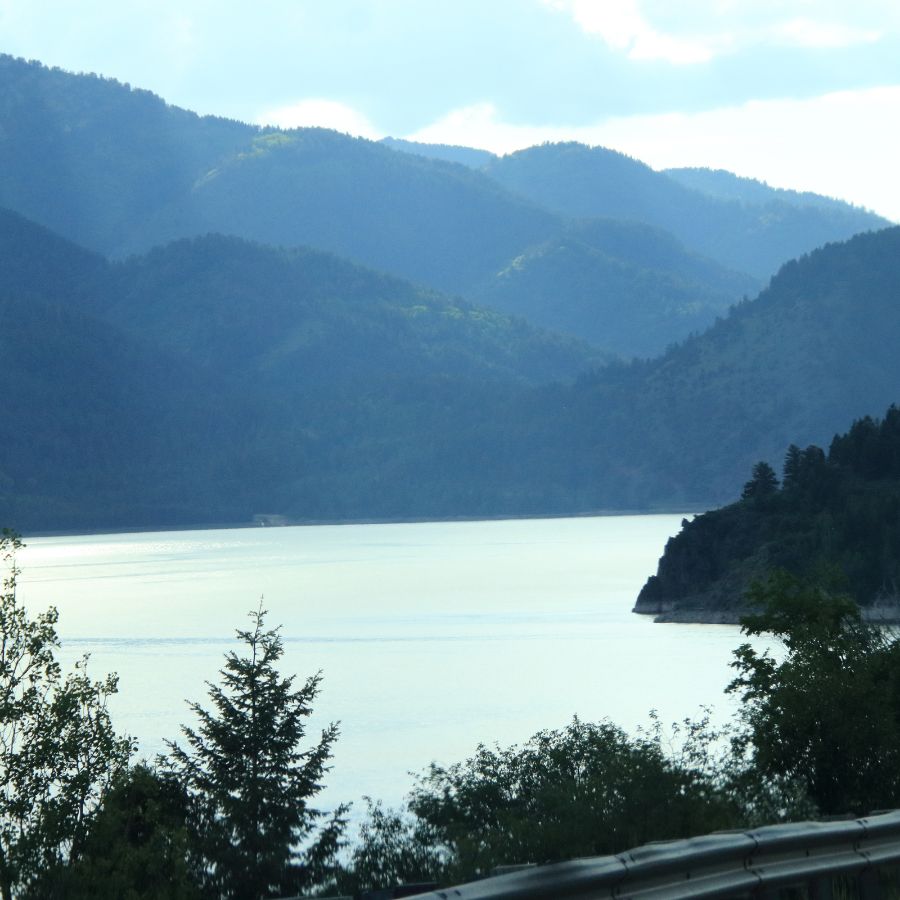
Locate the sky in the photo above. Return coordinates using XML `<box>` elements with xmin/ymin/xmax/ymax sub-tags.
<box><xmin>2</xmin><ymin>0</ymin><xmax>899</xmax><ymax>220</ymax></box>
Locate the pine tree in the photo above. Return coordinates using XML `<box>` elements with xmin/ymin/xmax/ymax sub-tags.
<box><xmin>740</xmin><ymin>461</ymin><xmax>779</xmax><ymax>501</ymax></box>
<box><xmin>164</xmin><ymin>606</ymin><xmax>348</xmax><ymax>900</ymax></box>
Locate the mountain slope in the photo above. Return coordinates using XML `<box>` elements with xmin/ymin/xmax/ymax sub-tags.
<box><xmin>485</xmin><ymin>143</ymin><xmax>889</xmax><ymax>279</ymax></box>
<box><xmin>0</xmin><ymin>211</ymin><xmax>601</xmax><ymax>530</ymax></box>
<box><xmin>98</xmin><ymin>233</ymin><xmax>600</xmax><ymax>388</ymax></box>
<box><xmin>470</xmin><ymin>219</ymin><xmax>758</xmax><ymax>357</ymax></box>
<box><xmin>149</xmin><ymin>130</ymin><xmax>559</xmax><ymax>294</ymax></box>
<box><xmin>511</xmin><ymin>226</ymin><xmax>900</xmax><ymax>510</ymax></box>
<box><xmin>0</xmin><ymin>55</ymin><xmax>252</xmax><ymax>254</ymax></box>
<box><xmin>0</xmin><ymin>55</ymin><xmax>560</xmax><ymax>295</ymax></box>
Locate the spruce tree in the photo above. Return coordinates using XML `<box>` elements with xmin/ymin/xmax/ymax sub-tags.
<box><xmin>740</xmin><ymin>461</ymin><xmax>779</xmax><ymax>501</ymax></box>
<box><xmin>164</xmin><ymin>607</ymin><xmax>348</xmax><ymax>900</ymax></box>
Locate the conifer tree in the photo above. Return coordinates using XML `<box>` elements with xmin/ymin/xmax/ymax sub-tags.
<box><xmin>740</xmin><ymin>461</ymin><xmax>779</xmax><ymax>501</ymax></box>
<box><xmin>164</xmin><ymin>607</ymin><xmax>348</xmax><ymax>900</ymax></box>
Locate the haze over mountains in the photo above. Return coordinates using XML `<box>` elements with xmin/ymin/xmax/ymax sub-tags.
<box><xmin>0</xmin><ymin>53</ymin><xmax>896</xmax><ymax>532</ymax></box>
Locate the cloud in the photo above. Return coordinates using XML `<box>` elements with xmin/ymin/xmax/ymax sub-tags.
<box><xmin>407</xmin><ymin>103</ymin><xmax>553</xmax><ymax>156</ymax></box>
<box><xmin>406</xmin><ymin>85</ymin><xmax>900</xmax><ymax>222</ymax></box>
<box><xmin>543</xmin><ymin>0</ymin><xmax>730</xmax><ymax>64</ymax></box>
<box><xmin>543</xmin><ymin>1</ymin><xmax>893</xmax><ymax>64</ymax></box>
<box><xmin>772</xmin><ymin>17</ymin><xmax>883</xmax><ymax>48</ymax></box>
<box><xmin>256</xmin><ymin>99</ymin><xmax>381</xmax><ymax>139</ymax></box>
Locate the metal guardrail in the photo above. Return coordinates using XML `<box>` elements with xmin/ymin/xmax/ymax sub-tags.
<box><xmin>405</xmin><ymin>810</ymin><xmax>900</xmax><ymax>899</ymax></box>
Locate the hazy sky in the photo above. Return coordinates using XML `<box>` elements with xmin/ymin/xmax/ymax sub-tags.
<box><xmin>2</xmin><ymin>0</ymin><xmax>899</xmax><ymax>219</ymax></box>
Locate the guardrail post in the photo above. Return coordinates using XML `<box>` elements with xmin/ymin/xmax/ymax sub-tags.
<box><xmin>808</xmin><ymin>875</ymin><xmax>834</xmax><ymax>900</ymax></box>
<box><xmin>858</xmin><ymin>868</ymin><xmax>882</xmax><ymax>900</ymax></box>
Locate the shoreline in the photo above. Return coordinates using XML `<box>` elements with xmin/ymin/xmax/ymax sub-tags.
<box><xmin>633</xmin><ymin>606</ymin><xmax>900</xmax><ymax>625</ymax></box>
<box><xmin>19</xmin><ymin>506</ymin><xmax>705</xmax><ymax>540</ymax></box>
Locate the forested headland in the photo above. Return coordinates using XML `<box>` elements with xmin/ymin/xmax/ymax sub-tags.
<box><xmin>636</xmin><ymin>405</ymin><xmax>900</xmax><ymax>622</ymax></box>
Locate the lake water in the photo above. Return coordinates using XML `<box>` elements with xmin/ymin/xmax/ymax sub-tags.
<box><xmin>14</xmin><ymin>515</ymin><xmax>760</xmax><ymax>814</ymax></box>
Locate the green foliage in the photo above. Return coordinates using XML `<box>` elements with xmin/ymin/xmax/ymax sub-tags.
<box><xmin>345</xmin><ymin>718</ymin><xmax>742</xmax><ymax>888</ymax></box>
<box><xmin>338</xmin><ymin>799</ymin><xmax>447</xmax><ymax>896</ymax></box>
<box><xmin>728</xmin><ymin>571</ymin><xmax>900</xmax><ymax>815</ymax></box>
<box><xmin>30</xmin><ymin>765</ymin><xmax>200</xmax><ymax>900</ymax></box>
<box><xmin>0</xmin><ymin>530</ymin><xmax>134</xmax><ymax>900</ymax></box>
<box><xmin>163</xmin><ymin>607</ymin><xmax>348</xmax><ymax>900</ymax></box>
<box><xmin>741</xmin><ymin>461</ymin><xmax>779</xmax><ymax>501</ymax></box>
<box><xmin>2</xmin><ymin>52</ymin><xmax>900</xmax><ymax>532</ymax></box>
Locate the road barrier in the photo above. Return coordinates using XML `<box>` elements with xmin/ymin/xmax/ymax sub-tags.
<box><xmin>404</xmin><ymin>810</ymin><xmax>900</xmax><ymax>899</ymax></box>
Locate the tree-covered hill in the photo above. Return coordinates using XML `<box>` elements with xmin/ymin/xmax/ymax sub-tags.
<box><xmin>469</xmin><ymin>219</ymin><xmax>758</xmax><ymax>358</ymax></box>
<box><xmin>98</xmin><ymin>233</ymin><xmax>599</xmax><ymax>389</ymax></box>
<box><xmin>664</xmin><ymin>167</ymin><xmax>883</xmax><ymax>217</ymax></box>
<box><xmin>497</xmin><ymin>226</ymin><xmax>900</xmax><ymax>511</ymax></box>
<box><xmin>0</xmin><ymin>211</ymin><xmax>599</xmax><ymax>530</ymax></box>
<box><xmin>0</xmin><ymin>55</ymin><xmax>252</xmax><ymax>255</ymax></box>
<box><xmin>633</xmin><ymin>406</ymin><xmax>900</xmax><ymax>622</ymax></box>
<box><xmin>0</xmin><ymin>55</ymin><xmax>559</xmax><ymax>296</ymax></box>
<box><xmin>0</xmin><ymin>262</ymin><xmax>250</xmax><ymax>530</ymax></box>
<box><xmin>148</xmin><ymin>129</ymin><xmax>559</xmax><ymax>295</ymax></box>
<box><xmin>484</xmin><ymin>143</ymin><xmax>889</xmax><ymax>279</ymax></box>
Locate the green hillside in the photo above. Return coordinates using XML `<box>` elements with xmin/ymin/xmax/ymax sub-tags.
<box><xmin>0</xmin><ymin>55</ymin><xmax>251</xmax><ymax>254</ymax></box>
<box><xmin>470</xmin><ymin>219</ymin><xmax>758</xmax><ymax>357</ymax></box>
<box><xmin>153</xmin><ymin>130</ymin><xmax>558</xmax><ymax>294</ymax></box>
<box><xmin>99</xmin><ymin>233</ymin><xmax>599</xmax><ymax>388</ymax></box>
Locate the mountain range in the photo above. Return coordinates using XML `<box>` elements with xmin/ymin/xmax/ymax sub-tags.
<box><xmin>0</xmin><ymin>53</ymin><xmax>896</xmax><ymax>532</ymax></box>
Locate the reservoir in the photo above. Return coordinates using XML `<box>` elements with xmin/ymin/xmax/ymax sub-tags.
<box><xmin>15</xmin><ymin>515</ymin><xmax>756</xmax><ymax>813</ymax></box>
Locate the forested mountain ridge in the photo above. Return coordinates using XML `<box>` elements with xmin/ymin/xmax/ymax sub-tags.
<box><xmin>664</xmin><ymin>167</ymin><xmax>876</xmax><ymax>216</ymax></box>
<box><xmin>2</xmin><ymin>213</ymin><xmax>900</xmax><ymax>531</ymax></box>
<box><xmin>484</xmin><ymin>143</ymin><xmax>889</xmax><ymax>279</ymax></box>
<box><xmin>379</xmin><ymin>136</ymin><xmax>497</xmax><ymax>168</ymax></box>
<box><xmin>0</xmin><ymin>54</ymin><xmax>559</xmax><ymax>295</ymax></box>
<box><xmin>0</xmin><ymin>210</ymin><xmax>601</xmax><ymax>530</ymax></box>
<box><xmin>0</xmin><ymin>55</ymin><xmax>253</xmax><ymax>255</ymax></box>
<box><xmin>634</xmin><ymin>406</ymin><xmax>900</xmax><ymax>622</ymax></box>
<box><xmin>97</xmin><ymin>233</ymin><xmax>600</xmax><ymax>388</ymax></box>
<box><xmin>0</xmin><ymin>54</ymin><xmax>884</xmax><ymax>361</ymax></box>
<box><xmin>2</xmin><ymin>57</ymin><xmax>899</xmax><ymax>532</ymax></box>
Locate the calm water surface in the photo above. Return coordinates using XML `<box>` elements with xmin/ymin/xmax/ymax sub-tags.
<box><xmin>16</xmin><ymin>516</ymin><xmax>758</xmax><ymax>811</ymax></box>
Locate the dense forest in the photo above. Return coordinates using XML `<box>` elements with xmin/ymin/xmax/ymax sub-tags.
<box><xmin>635</xmin><ymin>405</ymin><xmax>900</xmax><ymax>621</ymax></box>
